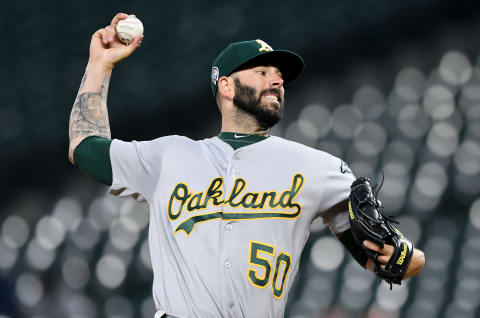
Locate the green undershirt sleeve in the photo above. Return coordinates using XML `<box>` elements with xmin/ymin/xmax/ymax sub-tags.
<box><xmin>337</xmin><ymin>229</ymin><xmax>368</xmax><ymax>268</ymax></box>
<box><xmin>73</xmin><ymin>136</ymin><xmax>113</xmax><ymax>186</ymax></box>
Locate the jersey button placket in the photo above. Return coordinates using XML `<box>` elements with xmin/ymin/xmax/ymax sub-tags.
<box><xmin>221</xmin><ymin>151</ymin><xmax>241</xmax><ymax>315</ymax></box>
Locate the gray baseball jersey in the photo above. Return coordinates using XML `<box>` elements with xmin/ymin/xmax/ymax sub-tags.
<box><xmin>108</xmin><ymin>135</ymin><xmax>355</xmax><ymax>318</ymax></box>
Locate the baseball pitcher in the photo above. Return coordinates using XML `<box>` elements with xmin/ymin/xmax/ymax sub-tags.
<box><xmin>68</xmin><ymin>13</ymin><xmax>425</xmax><ymax>318</ymax></box>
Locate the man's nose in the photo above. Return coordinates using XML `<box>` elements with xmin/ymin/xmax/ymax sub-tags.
<box><xmin>270</xmin><ymin>74</ymin><xmax>284</xmax><ymax>88</ymax></box>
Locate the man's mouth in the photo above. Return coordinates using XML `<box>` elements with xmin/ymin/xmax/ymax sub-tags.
<box><xmin>263</xmin><ymin>94</ymin><xmax>279</xmax><ymax>102</ymax></box>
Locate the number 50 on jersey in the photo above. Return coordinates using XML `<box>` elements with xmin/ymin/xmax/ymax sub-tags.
<box><xmin>247</xmin><ymin>241</ymin><xmax>292</xmax><ymax>299</ymax></box>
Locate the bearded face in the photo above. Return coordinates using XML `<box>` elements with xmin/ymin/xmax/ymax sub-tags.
<box><xmin>233</xmin><ymin>78</ymin><xmax>284</xmax><ymax>129</ymax></box>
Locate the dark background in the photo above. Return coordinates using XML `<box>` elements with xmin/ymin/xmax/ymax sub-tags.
<box><xmin>2</xmin><ymin>0</ymin><xmax>479</xmax><ymax>197</ymax></box>
<box><xmin>1</xmin><ymin>1</ymin><xmax>480</xmax><ymax>317</ymax></box>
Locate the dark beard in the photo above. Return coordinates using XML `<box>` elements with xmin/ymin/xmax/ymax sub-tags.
<box><xmin>233</xmin><ymin>78</ymin><xmax>284</xmax><ymax>129</ymax></box>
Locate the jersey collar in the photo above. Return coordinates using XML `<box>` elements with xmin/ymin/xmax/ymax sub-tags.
<box><xmin>217</xmin><ymin>132</ymin><xmax>270</xmax><ymax>150</ymax></box>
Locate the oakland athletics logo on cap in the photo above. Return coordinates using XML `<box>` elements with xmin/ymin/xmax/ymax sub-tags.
<box><xmin>211</xmin><ymin>67</ymin><xmax>219</xmax><ymax>85</ymax></box>
<box><xmin>256</xmin><ymin>39</ymin><xmax>273</xmax><ymax>52</ymax></box>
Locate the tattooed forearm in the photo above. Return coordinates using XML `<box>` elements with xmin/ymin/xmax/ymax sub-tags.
<box><xmin>69</xmin><ymin>73</ymin><xmax>111</xmax><ymax>142</ymax></box>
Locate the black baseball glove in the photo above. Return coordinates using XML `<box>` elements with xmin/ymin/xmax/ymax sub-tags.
<box><xmin>348</xmin><ymin>176</ymin><xmax>414</xmax><ymax>289</ymax></box>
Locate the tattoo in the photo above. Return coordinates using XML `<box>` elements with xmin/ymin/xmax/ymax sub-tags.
<box><xmin>69</xmin><ymin>74</ymin><xmax>111</xmax><ymax>141</ymax></box>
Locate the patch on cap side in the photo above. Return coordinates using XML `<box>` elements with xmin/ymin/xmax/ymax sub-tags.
<box><xmin>211</xmin><ymin>66</ymin><xmax>219</xmax><ymax>85</ymax></box>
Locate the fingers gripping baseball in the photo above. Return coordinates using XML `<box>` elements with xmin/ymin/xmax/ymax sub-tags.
<box><xmin>88</xmin><ymin>13</ymin><xmax>144</xmax><ymax>69</ymax></box>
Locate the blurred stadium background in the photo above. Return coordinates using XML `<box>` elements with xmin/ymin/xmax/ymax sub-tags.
<box><xmin>1</xmin><ymin>0</ymin><xmax>480</xmax><ymax>317</ymax></box>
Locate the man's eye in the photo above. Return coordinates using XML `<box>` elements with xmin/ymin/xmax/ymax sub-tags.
<box><xmin>257</xmin><ymin>71</ymin><xmax>265</xmax><ymax>75</ymax></box>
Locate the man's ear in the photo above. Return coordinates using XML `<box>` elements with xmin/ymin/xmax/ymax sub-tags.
<box><xmin>217</xmin><ymin>76</ymin><xmax>235</xmax><ymax>100</ymax></box>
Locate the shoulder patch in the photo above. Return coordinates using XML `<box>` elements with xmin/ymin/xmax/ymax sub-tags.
<box><xmin>340</xmin><ymin>160</ymin><xmax>352</xmax><ymax>174</ymax></box>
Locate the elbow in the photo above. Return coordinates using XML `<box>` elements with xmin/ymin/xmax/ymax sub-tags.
<box><xmin>68</xmin><ymin>137</ymin><xmax>84</xmax><ymax>165</ymax></box>
<box><xmin>68</xmin><ymin>146</ymin><xmax>74</xmax><ymax>165</ymax></box>
<box><xmin>68</xmin><ymin>143</ymin><xmax>76</xmax><ymax>165</ymax></box>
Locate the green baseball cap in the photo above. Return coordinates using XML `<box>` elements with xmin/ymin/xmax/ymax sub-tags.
<box><xmin>211</xmin><ymin>39</ymin><xmax>305</xmax><ymax>97</ymax></box>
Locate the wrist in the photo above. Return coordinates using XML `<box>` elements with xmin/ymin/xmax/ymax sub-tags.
<box><xmin>86</xmin><ymin>60</ymin><xmax>114</xmax><ymax>73</ymax></box>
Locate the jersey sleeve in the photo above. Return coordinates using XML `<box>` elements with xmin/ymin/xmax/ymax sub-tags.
<box><xmin>316</xmin><ymin>156</ymin><xmax>356</xmax><ymax>234</ymax></box>
<box><xmin>73</xmin><ymin>136</ymin><xmax>113</xmax><ymax>186</ymax></box>
<box><xmin>108</xmin><ymin>136</ymin><xmax>175</xmax><ymax>203</ymax></box>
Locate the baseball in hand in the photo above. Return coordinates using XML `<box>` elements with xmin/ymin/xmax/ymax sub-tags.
<box><xmin>116</xmin><ymin>15</ymin><xmax>144</xmax><ymax>44</ymax></box>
